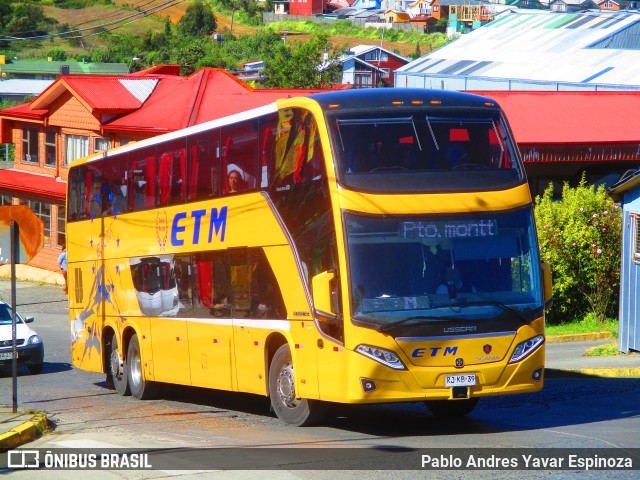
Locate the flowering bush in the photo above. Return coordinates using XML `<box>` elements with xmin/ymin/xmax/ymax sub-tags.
<box><xmin>534</xmin><ymin>178</ymin><xmax>622</xmax><ymax>325</ymax></box>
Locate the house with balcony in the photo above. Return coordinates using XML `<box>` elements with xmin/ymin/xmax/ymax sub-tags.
<box><xmin>328</xmin><ymin>45</ymin><xmax>411</xmax><ymax>87</ymax></box>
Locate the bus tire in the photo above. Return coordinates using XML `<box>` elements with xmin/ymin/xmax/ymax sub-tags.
<box><xmin>110</xmin><ymin>335</ymin><xmax>130</xmax><ymax>396</ymax></box>
<box><xmin>127</xmin><ymin>334</ymin><xmax>159</xmax><ymax>400</ymax></box>
<box><xmin>269</xmin><ymin>344</ymin><xmax>326</xmax><ymax>426</ymax></box>
<box><xmin>425</xmin><ymin>397</ymin><xmax>479</xmax><ymax>418</ymax></box>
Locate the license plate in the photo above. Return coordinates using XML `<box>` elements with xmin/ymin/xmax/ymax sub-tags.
<box><xmin>445</xmin><ymin>373</ymin><xmax>476</xmax><ymax>387</ymax></box>
<box><xmin>0</xmin><ymin>351</ymin><xmax>17</xmax><ymax>360</ymax></box>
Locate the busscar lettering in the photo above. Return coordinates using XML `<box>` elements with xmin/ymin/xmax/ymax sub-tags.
<box><xmin>171</xmin><ymin>207</ymin><xmax>227</xmax><ymax>246</ymax></box>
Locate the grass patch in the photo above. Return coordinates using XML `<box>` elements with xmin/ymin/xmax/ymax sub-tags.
<box><xmin>546</xmin><ymin>313</ymin><xmax>618</xmax><ymax>338</ymax></box>
<box><xmin>584</xmin><ymin>342</ymin><xmax>620</xmax><ymax>357</ymax></box>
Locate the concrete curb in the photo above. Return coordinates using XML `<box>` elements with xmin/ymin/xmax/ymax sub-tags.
<box><xmin>0</xmin><ymin>412</ymin><xmax>48</xmax><ymax>450</ymax></box>
<box><xmin>546</xmin><ymin>367</ymin><xmax>640</xmax><ymax>378</ymax></box>
<box><xmin>546</xmin><ymin>332</ymin><xmax>614</xmax><ymax>343</ymax></box>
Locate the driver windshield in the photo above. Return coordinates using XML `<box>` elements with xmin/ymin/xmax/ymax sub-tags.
<box><xmin>328</xmin><ymin>110</ymin><xmax>524</xmax><ymax>193</ymax></box>
<box><xmin>346</xmin><ymin>207</ymin><xmax>543</xmax><ymax>334</ymax></box>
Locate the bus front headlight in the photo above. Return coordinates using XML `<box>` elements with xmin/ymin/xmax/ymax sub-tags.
<box><xmin>509</xmin><ymin>335</ymin><xmax>544</xmax><ymax>364</ymax></box>
<box><xmin>355</xmin><ymin>344</ymin><xmax>406</xmax><ymax>370</ymax></box>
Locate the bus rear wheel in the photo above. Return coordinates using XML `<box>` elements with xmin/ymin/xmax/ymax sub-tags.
<box><xmin>127</xmin><ymin>334</ymin><xmax>160</xmax><ymax>400</ymax></box>
<box><xmin>425</xmin><ymin>397</ymin><xmax>479</xmax><ymax>418</ymax></box>
<box><xmin>110</xmin><ymin>335</ymin><xmax>130</xmax><ymax>396</ymax></box>
<box><xmin>269</xmin><ymin>344</ymin><xmax>326</xmax><ymax>426</ymax></box>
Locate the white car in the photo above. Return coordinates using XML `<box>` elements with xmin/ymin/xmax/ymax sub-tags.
<box><xmin>0</xmin><ymin>301</ymin><xmax>44</xmax><ymax>375</ymax></box>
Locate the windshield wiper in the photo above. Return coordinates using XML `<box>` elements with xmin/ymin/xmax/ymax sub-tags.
<box><xmin>378</xmin><ymin>315</ymin><xmax>470</xmax><ymax>334</ymax></box>
<box><xmin>443</xmin><ymin>300</ymin><xmax>530</xmax><ymax>323</ymax></box>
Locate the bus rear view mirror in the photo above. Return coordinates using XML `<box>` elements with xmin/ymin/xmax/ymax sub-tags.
<box><xmin>312</xmin><ymin>270</ymin><xmax>337</xmax><ymax>317</ymax></box>
<box><xmin>541</xmin><ymin>261</ymin><xmax>553</xmax><ymax>310</ymax></box>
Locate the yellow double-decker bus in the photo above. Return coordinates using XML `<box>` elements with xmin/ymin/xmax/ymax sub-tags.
<box><xmin>66</xmin><ymin>88</ymin><xmax>552</xmax><ymax>426</ymax></box>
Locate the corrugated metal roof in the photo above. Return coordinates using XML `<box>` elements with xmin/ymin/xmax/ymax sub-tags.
<box><xmin>0</xmin><ymin>60</ymin><xmax>129</xmax><ymax>76</ymax></box>
<box><xmin>0</xmin><ymin>79</ymin><xmax>52</xmax><ymax>95</ymax></box>
<box><xmin>397</xmin><ymin>10</ymin><xmax>640</xmax><ymax>90</ymax></box>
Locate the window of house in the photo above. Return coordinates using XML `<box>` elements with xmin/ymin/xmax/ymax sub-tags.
<box><xmin>1</xmin><ymin>195</ymin><xmax>12</xmax><ymax>205</ymax></box>
<box><xmin>434</xmin><ymin>5</ymin><xmax>439</xmax><ymax>12</ymax></box>
<box><xmin>633</xmin><ymin>214</ymin><xmax>640</xmax><ymax>264</ymax></box>
<box><xmin>19</xmin><ymin>199</ymin><xmax>51</xmax><ymax>247</ymax></box>
<box><xmin>120</xmin><ymin>138</ymin><xmax>132</xmax><ymax>146</ymax></box>
<box><xmin>604</xmin><ymin>1</ymin><xmax>613</xmax><ymax>7</ymax></box>
<box><xmin>64</xmin><ymin>134</ymin><xmax>89</xmax><ymax>166</ymax></box>
<box><xmin>364</xmin><ymin>51</ymin><xmax>379</xmax><ymax>62</ymax></box>
<box><xmin>22</xmin><ymin>126</ymin><xmax>39</xmax><ymax>163</ymax></box>
<box><xmin>57</xmin><ymin>205</ymin><xmax>66</xmax><ymax>247</ymax></box>
<box><xmin>45</xmin><ymin>129</ymin><xmax>56</xmax><ymax>167</ymax></box>
<box><xmin>94</xmin><ymin>137</ymin><xmax>110</xmax><ymax>152</ymax></box>
<box><xmin>381</xmin><ymin>68</ymin><xmax>390</xmax><ymax>79</ymax></box>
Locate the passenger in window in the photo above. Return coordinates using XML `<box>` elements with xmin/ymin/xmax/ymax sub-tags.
<box><xmin>133</xmin><ymin>174</ymin><xmax>147</xmax><ymax>209</ymax></box>
<box><xmin>227</xmin><ymin>169</ymin><xmax>246</xmax><ymax>194</ymax></box>
<box><xmin>110</xmin><ymin>183</ymin><xmax>127</xmax><ymax>215</ymax></box>
<box><xmin>90</xmin><ymin>184</ymin><xmax>102</xmax><ymax>219</ymax></box>
<box><xmin>436</xmin><ymin>265</ymin><xmax>476</xmax><ymax>299</ymax></box>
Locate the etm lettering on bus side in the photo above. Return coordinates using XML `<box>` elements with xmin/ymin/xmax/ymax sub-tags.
<box><xmin>171</xmin><ymin>206</ymin><xmax>228</xmax><ymax>246</ymax></box>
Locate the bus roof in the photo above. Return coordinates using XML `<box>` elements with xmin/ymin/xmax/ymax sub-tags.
<box><xmin>308</xmin><ymin>88</ymin><xmax>500</xmax><ymax>111</ymax></box>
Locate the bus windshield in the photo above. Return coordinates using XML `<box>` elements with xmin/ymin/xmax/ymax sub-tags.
<box><xmin>346</xmin><ymin>207</ymin><xmax>543</xmax><ymax>335</ymax></box>
<box><xmin>328</xmin><ymin>110</ymin><xmax>524</xmax><ymax>193</ymax></box>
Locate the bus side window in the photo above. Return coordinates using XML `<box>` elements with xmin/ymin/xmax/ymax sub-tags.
<box><xmin>128</xmin><ymin>150</ymin><xmax>156</xmax><ymax>211</ymax></box>
<box><xmin>173</xmin><ymin>254</ymin><xmax>194</xmax><ymax>314</ymax></box>
<box><xmin>187</xmin><ymin>131</ymin><xmax>220</xmax><ymax>201</ymax></box>
<box><xmin>259</xmin><ymin>116</ymin><xmax>277</xmax><ymax>189</ymax></box>
<box><xmin>193</xmin><ymin>251</ymin><xmax>231</xmax><ymax>318</ymax></box>
<box><xmin>221</xmin><ymin>120</ymin><xmax>259</xmax><ymax>195</ymax></box>
<box><xmin>157</xmin><ymin>140</ymin><xmax>187</xmax><ymax>207</ymax></box>
<box><xmin>249</xmin><ymin>249</ymin><xmax>286</xmax><ymax>320</ymax></box>
<box><xmin>89</xmin><ymin>174</ymin><xmax>104</xmax><ymax>220</ymax></box>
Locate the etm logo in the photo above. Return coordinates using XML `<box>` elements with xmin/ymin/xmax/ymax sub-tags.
<box><xmin>171</xmin><ymin>206</ymin><xmax>227</xmax><ymax>246</ymax></box>
<box><xmin>412</xmin><ymin>346</ymin><xmax>459</xmax><ymax>358</ymax></box>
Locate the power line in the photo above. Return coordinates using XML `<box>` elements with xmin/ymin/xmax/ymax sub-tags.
<box><xmin>0</xmin><ymin>0</ymin><xmax>188</xmax><ymax>42</ymax></box>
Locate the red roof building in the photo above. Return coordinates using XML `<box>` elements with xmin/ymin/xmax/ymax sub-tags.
<box><xmin>0</xmin><ymin>66</ymin><xmax>326</xmax><ymax>271</ymax></box>
<box><xmin>472</xmin><ymin>90</ymin><xmax>640</xmax><ymax>198</ymax></box>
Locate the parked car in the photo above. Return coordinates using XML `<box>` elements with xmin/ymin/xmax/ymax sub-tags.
<box><xmin>0</xmin><ymin>301</ymin><xmax>44</xmax><ymax>374</ymax></box>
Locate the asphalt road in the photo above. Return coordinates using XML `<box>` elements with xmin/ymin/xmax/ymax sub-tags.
<box><xmin>1</xmin><ymin>278</ymin><xmax>640</xmax><ymax>479</ymax></box>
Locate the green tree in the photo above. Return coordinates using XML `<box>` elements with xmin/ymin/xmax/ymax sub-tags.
<box><xmin>5</xmin><ymin>2</ymin><xmax>49</xmax><ymax>36</ymax></box>
<box><xmin>263</xmin><ymin>34</ymin><xmax>341</xmax><ymax>88</ymax></box>
<box><xmin>535</xmin><ymin>178</ymin><xmax>622</xmax><ymax>324</ymax></box>
<box><xmin>175</xmin><ymin>41</ymin><xmax>208</xmax><ymax>75</ymax></box>
<box><xmin>0</xmin><ymin>0</ymin><xmax>13</xmax><ymax>30</ymax></box>
<box><xmin>177</xmin><ymin>0</ymin><xmax>217</xmax><ymax>38</ymax></box>
<box><xmin>47</xmin><ymin>48</ymin><xmax>67</xmax><ymax>61</ymax></box>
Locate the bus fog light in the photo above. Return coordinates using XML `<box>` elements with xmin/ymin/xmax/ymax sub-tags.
<box><xmin>355</xmin><ymin>344</ymin><xmax>406</xmax><ymax>370</ymax></box>
<box><xmin>509</xmin><ymin>335</ymin><xmax>544</xmax><ymax>364</ymax></box>
<box><xmin>531</xmin><ymin>367</ymin><xmax>543</xmax><ymax>381</ymax></box>
<box><xmin>360</xmin><ymin>378</ymin><xmax>377</xmax><ymax>393</ymax></box>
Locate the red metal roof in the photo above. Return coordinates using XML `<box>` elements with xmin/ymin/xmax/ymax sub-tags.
<box><xmin>104</xmin><ymin>68</ymin><xmax>329</xmax><ymax>133</ymax></box>
<box><xmin>470</xmin><ymin>90</ymin><xmax>640</xmax><ymax>145</ymax></box>
<box><xmin>31</xmin><ymin>75</ymin><xmax>148</xmax><ymax>113</ymax></box>
<box><xmin>0</xmin><ymin>170</ymin><xmax>66</xmax><ymax>201</ymax></box>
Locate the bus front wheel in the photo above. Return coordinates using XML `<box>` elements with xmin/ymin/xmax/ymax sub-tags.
<box><xmin>127</xmin><ymin>334</ymin><xmax>160</xmax><ymax>400</ymax></box>
<box><xmin>425</xmin><ymin>397</ymin><xmax>479</xmax><ymax>418</ymax></box>
<box><xmin>110</xmin><ymin>335</ymin><xmax>130</xmax><ymax>396</ymax></box>
<box><xmin>269</xmin><ymin>344</ymin><xmax>326</xmax><ymax>426</ymax></box>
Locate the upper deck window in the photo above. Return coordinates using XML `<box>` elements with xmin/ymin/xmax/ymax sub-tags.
<box><xmin>327</xmin><ymin>109</ymin><xmax>525</xmax><ymax>193</ymax></box>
